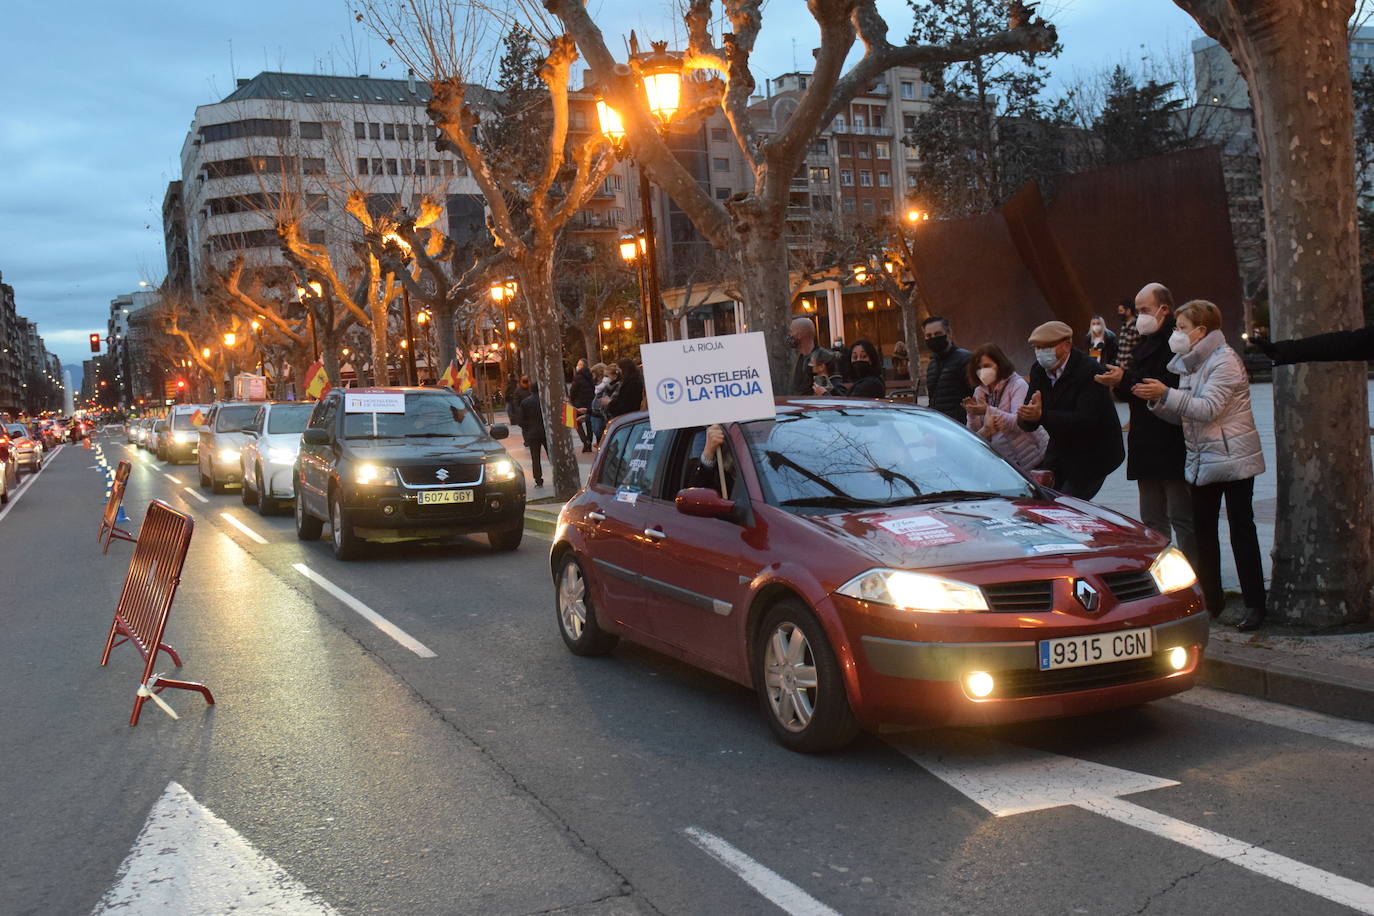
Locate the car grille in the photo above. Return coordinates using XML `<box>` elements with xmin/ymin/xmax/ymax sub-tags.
<box><xmin>1102</xmin><ymin>570</ymin><xmax>1159</xmax><ymax>604</ymax></box>
<box><xmin>982</xmin><ymin>580</ymin><xmax>1054</xmax><ymax>612</ymax></box>
<box><xmin>990</xmin><ymin>656</ymin><xmax>1171</xmax><ymax>699</ymax></box>
<box><xmin>397</xmin><ymin>463</ymin><xmax>483</xmax><ymax>487</ymax></box>
<box><xmin>402</xmin><ymin>500</ymin><xmax>484</xmax><ymax>521</ymax></box>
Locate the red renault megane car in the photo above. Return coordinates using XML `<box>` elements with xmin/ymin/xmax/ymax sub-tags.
<box><xmin>550</xmin><ymin>399</ymin><xmax>1208</xmax><ymax>753</ymax></box>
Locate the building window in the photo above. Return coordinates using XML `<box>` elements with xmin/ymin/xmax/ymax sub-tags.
<box><xmin>715</xmin><ymin>187</ymin><xmax>731</xmax><ymax>200</ymax></box>
<box><xmin>901</xmin><ymin>81</ymin><xmax>915</xmax><ymax>100</ymax></box>
<box><xmin>858</xmin><ymin>144</ymin><xmax>872</xmax><ymax>159</ymax></box>
<box><xmin>397</xmin><ymin>123</ymin><xmax>410</xmax><ymax>141</ymax></box>
<box><xmin>906</xmin><ymin>144</ymin><xmax>920</xmax><ymax>161</ymax></box>
<box><xmin>371</xmin><ymin>158</ymin><xmax>383</xmax><ymax>175</ymax></box>
<box><xmin>854</xmin><ymin>115</ymin><xmax>866</xmax><ymax>129</ymax></box>
<box><xmin>304</xmin><ymin>157</ymin><xmax>326</xmax><ymax>176</ymax></box>
<box><xmin>907</xmin><ymin>169</ymin><xmax>919</xmax><ymax>185</ymax></box>
<box><xmin>921</xmin><ymin>84</ymin><xmax>934</xmax><ymax>99</ymax></box>
<box><xmin>401</xmin><ymin>159</ymin><xmax>412</xmax><ymax>175</ymax></box>
<box><xmin>442</xmin><ymin>159</ymin><xmax>454</xmax><ymax>176</ymax></box>
<box><xmin>842</xmin><ymin>198</ymin><xmax>856</xmax><ymax>213</ymax></box>
<box><xmin>809</xmin><ymin>166</ymin><xmax>830</xmax><ymax>182</ymax></box>
<box><xmin>833</xmin><ymin>116</ymin><xmax>845</xmax><ymax>131</ymax></box>
<box><xmin>876</xmin><ymin>142</ymin><xmax>890</xmax><ymax>159</ymax></box>
<box><xmin>386</xmin><ymin>159</ymin><xmax>399</xmax><ymax>175</ymax></box>
<box><xmin>713</xmin><ymin>157</ymin><xmax>730</xmax><ymax>172</ymax></box>
<box><xmin>199</xmin><ymin>119</ymin><xmax>291</xmax><ymax>142</ymax></box>
<box><xmin>711</xmin><ymin>127</ymin><xmax>728</xmax><ymax>142</ymax></box>
<box><xmin>880</xmin><ymin>199</ymin><xmax>892</xmax><ymax>214</ymax></box>
<box><xmin>354</xmin><ymin>122</ymin><xmax>366</xmax><ymax>140</ymax></box>
<box><xmin>861</xmin><ymin>199</ymin><xmax>874</xmax><ymax>215</ymax></box>
<box><xmin>877</xmin><ymin>171</ymin><xmax>891</xmax><ymax>187</ymax></box>
<box><xmin>872</xmin><ymin>112</ymin><xmax>884</xmax><ymax>128</ymax></box>
<box><xmin>357</xmin><ymin>158</ymin><xmax>369</xmax><ymax>176</ymax></box>
<box><xmin>384</xmin><ymin>123</ymin><xmax>396</xmax><ymax>140</ymax></box>
<box><xmin>859</xmin><ymin>170</ymin><xmax>872</xmax><ymax>186</ymax></box>
<box><xmin>570</xmin><ymin>109</ymin><xmax>587</xmax><ymax>130</ymax></box>
<box><xmin>308</xmin><ymin>229</ymin><xmax>326</xmax><ymax>245</ymax></box>
<box><xmin>414</xmin><ymin>160</ymin><xmax>426</xmax><ymax>176</ymax></box>
<box><xmin>840</xmin><ymin>169</ymin><xmax>854</xmax><ymax>186</ymax></box>
<box><xmin>430</xmin><ymin>159</ymin><xmax>442</xmax><ymax>175</ymax></box>
<box><xmin>426</xmin><ymin>125</ymin><xmax>438</xmax><ymax>140</ymax></box>
<box><xmin>904</xmin><ymin>114</ymin><xmax>917</xmax><ymax>130</ymax></box>
<box><xmin>300</xmin><ymin>121</ymin><xmax>324</xmax><ymax>139</ymax></box>
<box><xmin>812</xmin><ymin>139</ymin><xmax>829</xmax><ymax>155</ymax></box>
<box><xmin>369</xmin><ymin>123</ymin><xmax>381</xmax><ymax>140</ymax></box>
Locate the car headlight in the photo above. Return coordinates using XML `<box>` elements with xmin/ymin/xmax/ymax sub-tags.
<box><xmin>486</xmin><ymin>459</ymin><xmax>517</xmax><ymax>482</ymax></box>
<box><xmin>354</xmin><ymin>463</ymin><xmax>399</xmax><ymax>485</ymax></box>
<box><xmin>173</xmin><ymin>431</ymin><xmax>195</xmax><ymax>443</ymax></box>
<box><xmin>836</xmin><ymin>568</ymin><xmax>989</xmax><ymax>613</ymax></box>
<box><xmin>268</xmin><ymin>447</ymin><xmax>297</xmax><ymax>464</ymax></box>
<box><xmin>1149</xmin><ymin>546</ymin><xmax>1197</xmax><ymax>593</ymax></box>
<box><xmin>219</xmin><ymin>447</ymin><xmax>239</xmax><ymax>463</ymax></box>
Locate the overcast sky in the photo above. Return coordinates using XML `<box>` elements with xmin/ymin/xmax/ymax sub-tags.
<box><xmin>0</xmin><ymin>0</ymin><xmax>1202</xmax><ymax>367</ymax></box>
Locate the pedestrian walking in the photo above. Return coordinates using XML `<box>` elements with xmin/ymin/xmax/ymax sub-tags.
<box><xmin>787</xmin><ymin>317</ymin><xmax>820</xmax><ymax>396</ymax></box>
<box><xmin>1094</xmin><ymin>283</ymin><xmax>1197</xmax><ymax>563</ymax></box>
<box><xmin>1134</xmin><ymin>299</ymin><xmax>1267</xmax><ymax>631</ymax></box>
<box><xmin>507</xmin><ymin>375</ymin><xmax>532</xmax><ymax>429</ymax></box>
<box><xmin>1016</xmin><ymin>320</ymin><xmax>1125</xmax><ymax>499</ymax></box>
<box><xmin>519</xmin><ymin>381</ymin><xmax>550</xmax><ymax>488</ymax></box>
<box><xmin>1085</xmin><ymin>316</ymin><xmax>1119</xmax><ymax>366</ymax></box>
<box><xmin>588</xmin><ymin>363</ymin><xmax>610</xmax><ymax>445</ymax></box>
<box><xmin>1116</xmin><ymin>298</ymin><xmax>1141</xmax><ymax>371</ymax></box>
<box><xmin>568</xmin><ymin>358</ymin><xmax>596</xmax><ymax>453</ymax></box>
<box><xmin>962</xmin><ymin>343</ymin><xmax>1048</xmax><ymax>472</ymax></box>
<box><xmin>923</xmin><ymin>316</ymin><xmax>973</xmax><ymax>422</ymax></box>
<box><xmin>846</xmin><ymin>339</ymin><xmax>887</xmax><ymax>398</ymax></box>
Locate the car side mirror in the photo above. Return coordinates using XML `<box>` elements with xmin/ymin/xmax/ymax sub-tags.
<box><xmin>1028</xmin><ymin>469</ymin><xmax>1055</xmax><ymax>489</ymax></box>
<box><xmin>302</xmin><ymin>428</ymin><xmax>331</xmax><ymax>446</ymax></box>
<box><xmin>675</xmin><ymin>487</ymin><xmax>736</xmax><ymax>519</ymax></box>
<box><xmin>489</xmin><ymin>423</ymin><xmax>509</xmax><ymax>440</ymax></box>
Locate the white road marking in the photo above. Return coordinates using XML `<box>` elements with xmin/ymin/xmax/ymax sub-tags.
<box><xmin>181</xmin><ymin>486</ymin><xmax>210</xmax><ymax>504</ymax></box>
<box><xmin>684</xmin><ymin>827</ymin><xmax>840</xmax><ymax>916</ymax></box>
<box><xmin>220</xmin><ymin>512</ymin><xmax>268</xmax><ymax>544</ymax></box>
<box><xmin>0</xmin><ymin>445</ymin><xmax>62</xmax><ymax>524</ymax></box>
<box><xmin>292</xmin><ymin>563</ymin><xmax>437</xmax><ymax>658</ymax></box>
<box><xmin>93</xmin><ymin>781</ymin><xmax>338</xmax><ymax>915</ymax></box>
<box><xmin>163</xmin><ymin>471</ymin><xmax>181</xmax><ymax>484</ymax></box>
<box><xmin>896</xmin><ymin>732</ymin><xmax>1374</xmax><ymax>914</ymax></box>
<box><xmin>1172</xmin><ymin>686</ymin><xmax>1374</xmax><ymax>750</ymax></box>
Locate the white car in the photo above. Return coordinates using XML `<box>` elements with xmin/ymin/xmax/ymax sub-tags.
<box><xmin>239</xmin><ymin>401</ymin><xmax>314</xmax><ymax>515</ymax></box>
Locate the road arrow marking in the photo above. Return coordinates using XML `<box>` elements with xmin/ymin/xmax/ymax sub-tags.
<box><xmin>92</xmin><ymin>781</ymin><xmax>337</xmax><ymax>915</ymax></box>
<box><xmin>894</xmin><ymin>732</ymin><xmax>1374</xmax><ymax>914</ymax></box>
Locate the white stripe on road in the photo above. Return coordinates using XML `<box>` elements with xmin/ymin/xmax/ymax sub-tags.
<box><xmin>182</xmin><ymin>486</ymin><xmax>210</xmax><ymax>504</ymax></box>
<box><xmin>0</xmin><ymin>445</ymin><xmax>63</xmax><ymax>524</ymax></box>
<box><xmin>163</xmin><ymin>472</ymin><xmax>181</xmax><ymax>484</ymax></box>
<box><xmin>291</xmin><ymin>563</ymin><xmax>436</xmax><ymax>658</ymax></box>
<box><xmin>684</xmin><ymin>827</ymin><xmax>840</xmax><ymax>916</ymax></box>
<box><xmin>220</xmin><ymin>512</ymin><xmax>268</xmax><ymax>545</ymax></box>
<box><xmin>1172</xmin><ymin>686</ymin><xmax>1374</xmax><ymax>750</ymax></box>
<box><xmin>1080</xmin><ymin>796</ymin><xmax>1374</xmax><ymax>914</ymax></box>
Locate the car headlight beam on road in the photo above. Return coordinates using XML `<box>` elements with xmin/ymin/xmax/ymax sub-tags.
<box><xmin>354</xmin><ymin>463</ymin><xmax>399</xmax><ymax>485</ymax></box>
<box><xmin>1149</xmin><ymin>547</ymin><xmax>1198</xmax><ymax>594</ymax></box>
<box><xmin>837</xmin><ymin>568</ymin><xmax>989</xmax><ymax>613</ymax></box>
<box><xmin>486</xmin><ymin>459</ymin><xmax>517</xmax><ymax>482</ymax></box>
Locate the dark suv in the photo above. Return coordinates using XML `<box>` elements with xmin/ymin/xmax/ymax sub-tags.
<box><xmin>294</xmin><ymin>387</ymin><xmax>524</xmax><ymax>559</ymax></box>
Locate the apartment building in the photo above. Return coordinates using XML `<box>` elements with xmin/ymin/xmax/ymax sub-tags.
<box><xmin>0</xmin><ymin>274</ymin><xmax>63</xmax><ymax>416</ymax></box>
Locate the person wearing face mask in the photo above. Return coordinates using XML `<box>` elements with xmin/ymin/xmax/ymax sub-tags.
<box><xmin>845</xmin><ymin>339</ymin><xmax>886</xmax><ymax>398</ymax></box>
<box><xmin>1135</xmin><ymin>299</ymin><xmax>1266</xmax><ymax>631</ymax></box>
<box><xmin>1016</xmin><ymin>320</ymin><xmax>1125</xmax><ymax>499</ymax></box>
<box><xmin>1094</xmin><ymin>283</ymin><xmax>1197</xmax><ymax>566</ymax></box>
<box><xmin>1085</xmin><ymin>316</ymin><xmax>1118</xmax><ymax>366</ymax></box>
<box><xmin>809</xmin><ymin>347</ymin><xmax>844</xmax><ymax>395</ymax></box>
<box><xmin>962</xmin><ymin>343</ymin><xmax>1047</xmax><ymax>471</ymax></box>
<box><xmin>923</xmin><ymin>316</ymin><xmax>973</xmax><ymax>422</ymax></box>
<box><xmin>787</xmin><ymin>316</ymin><xmax>819</xmax><ymax>396</ymax></box>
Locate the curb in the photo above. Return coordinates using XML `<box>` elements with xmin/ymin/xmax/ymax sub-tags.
<box><xmin>523</xmin><ymin>507</ymin><xmax>559</xmax><ymax>537</ymax></box>
<box><xmin>1200</xmin><ymin>641</ymin><xmax>1374</xmax><ymax>724</ymax></box>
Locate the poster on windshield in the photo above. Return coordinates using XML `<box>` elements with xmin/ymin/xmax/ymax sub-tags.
<box><xmin>639</xmin><ymin>332</ymin><xmax>776</xmax><ymax>431</ymax></box>
<box><xmin>344</xmin><ymin>391</ymin><xmax>406</xmax><ymax>413</ymax></box>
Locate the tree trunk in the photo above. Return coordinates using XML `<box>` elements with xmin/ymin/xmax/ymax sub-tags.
<box><xmin>733</xmin><ymin>206</ymin><xmax>795</xmax><ymax>395</ymax></box>
<box><xmin>434</xmin><ymin>301</ymin><xmax>458</xmax><ymax>374</ymax></box>
<box><xmin>518</xmin><ymin>255</ymin><xmax>582</xmax><ymax>500</ymax></box>
<box><xmin>580</xmin><ymin>327</ymin><xmax>598</xmax><ymax>367</ymax></box>
<box><xmin>1181</xmin><ymin>0</ymin><xmax>1373</xmax><ymax>627</ymax></box>
<box><xmin>370</xmin><ymin>297</ymin><xmax>390</xmax><ymax>387</ymax></box>
<box><xmin>320</xmin><ymin>326</ymin><xmax>341</xmax><ymax>393</ymax></box>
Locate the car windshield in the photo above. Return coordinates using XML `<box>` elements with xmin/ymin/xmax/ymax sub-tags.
<box><xmin>342</xmin><ymin>393</ymin><xmax>484</xmax><ymax>439</ymax></box>
<box><xmin>268</xmin><ymin>404</ymin><xmax>313</xmax><ymax>434</ymax></box>
<box><xmin>171</xmin><ymin>411</ymin><xmax>204</xmax><ymax>430</ymax></box>
<box><xmin>741</xmin><ymin>406</ymin><xmax>1034</xmax><ymax>514</ymax></box>
<box><xmin>215</xmin><ymin>405</ymin><xmax>260</xmax><ymax>432</ymax></box>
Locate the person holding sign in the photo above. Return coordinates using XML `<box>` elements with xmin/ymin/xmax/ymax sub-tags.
<box><xmin>689</xmin><ymin>424</ymin><xmax>735</xmax><ymax>497</ymax></box>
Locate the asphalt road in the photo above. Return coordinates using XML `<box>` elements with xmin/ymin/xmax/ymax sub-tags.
<box><xmin>1</xmin><ymin>431</ymin><xmax>1372</xmax><ymax>916</ymax></box>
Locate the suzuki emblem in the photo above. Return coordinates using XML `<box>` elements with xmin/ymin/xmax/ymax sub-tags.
<box><xmin>435</xmin><ymin>468</ymin><xmax>450</xmax><ymax>481</ymax></box>
<box><xmin>1074</xmin><ymin>579</ymin><xmax>1101</xmax><ymax>613</ymax></box>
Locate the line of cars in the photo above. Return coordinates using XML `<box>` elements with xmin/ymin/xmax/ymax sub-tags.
<box><xmin>128</xmin><ymin>387</ymin><xmax>527</xmax><ymax>561</ymax></box>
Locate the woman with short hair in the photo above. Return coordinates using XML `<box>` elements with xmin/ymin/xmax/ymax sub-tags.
<box><xmin>1134</xmin><ymin>299</ymin><xmax>1267</xmax><ymax>631</ymax></box>
<box><xmin>961</xmin><ymin>342</ymin><xmax>1047</xmax><ymax>472</ymax></box>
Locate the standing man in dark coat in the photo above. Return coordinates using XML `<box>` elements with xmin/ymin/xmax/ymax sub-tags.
<box><xmin>519</xmin><ymin>381</ymin><xmax>549</xmax><ymax>488</ymax></box>
<box><xmin>568</xmin><ymin>359</ymin><xmax>596</xmax><ymax>453</ymax></box>
<box><xmin>923</xmin><ymin>316</ymin><xmax>973</xmax><ymax>423</ymax></box>
<box><xmin>787</xmin><ymin>317</ymin><xmax>819</xmax><ymax>396</ymax></box>
<box><xmin>1017</xmin><ymin>320</ymin><xmax>1125</xmax><ymax>500</ymax></box>
<box><xmin>1094</xmin><ymin>283</ymin><xmax>1196</xmax><ymax>559</ymax></box>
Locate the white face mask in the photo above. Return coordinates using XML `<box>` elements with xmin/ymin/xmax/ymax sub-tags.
<box><xmin>1034</xmin><ymin>347</ymin><xmax>1060</xmax><ymax>369</ymax></box>
<box><xmin>1090</xmin><ymin>324</ymin><xmax>1104</xmax><ymax>337</ymax></box>
<box><xmin>1168</xmin><ymin>329</ymin><xmax>1193</xmax><ymax>355</ymax></box>
<box><xmin>1135</xmin><ymin>312</ymin><xmax>1160</xmax><ymax>335</ymax></box>
<box><xmin>977</xmin><ymin>366</ymin><xmax>998</xmax><ymax>388</ymax></box>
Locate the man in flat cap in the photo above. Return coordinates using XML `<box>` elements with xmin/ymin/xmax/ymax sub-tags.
<box><xmin>1017</xmin><ymin>320</ymin><xmax>1125</xmax><ymax>499</ymax></box>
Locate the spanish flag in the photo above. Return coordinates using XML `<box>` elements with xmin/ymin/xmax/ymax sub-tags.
<box><xmin>562</xmin><ymin>403</ymin><xmax>578</xmax><ymax>428</ymax></box>
<box><xmin>439</xmin><ymin>359</ymin><xmax>458</xmax><ymax>388</ymax></box>
<box><xmin>441</xmin><ymin>359</ymin><xmax>475</xmax><ymax>393</ymax></box>
<box><xmin>304</xmin><ymin>360</ymin><xmax>331</xmax><ymax>400</ymax></box>
<box><xmin>456</xmin><ymin>360</ymin><xmax>475</xmax><ymax>393</ymax></box>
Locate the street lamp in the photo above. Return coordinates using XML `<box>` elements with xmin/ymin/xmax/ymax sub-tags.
<box><xmin>595</xmin><ymin>100</ymin><xmax>626</xmax><ymax>144</ymax></box>
<box><xmin>201</xmin><ymin>347</ymin><xmax>211</xmax><ymax>359</ymax></box>
<box><xmin>223</xmin><ymin>332</ymin><xmax>236</xmax><ymax>347</ymax></box>
<box><xmin>638</xmin><ymin>42</ymin><xmax>683</xmax><ymax>124</ymax></box>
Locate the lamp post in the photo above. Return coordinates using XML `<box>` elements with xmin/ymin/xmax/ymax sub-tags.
<box><xmin>490</xmin><ymin>277</ymin><xmax>519</xmax><ymax>379</ymax></box>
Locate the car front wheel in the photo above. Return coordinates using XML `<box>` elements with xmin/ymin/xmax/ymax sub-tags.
<box><xmin>754</xmin><ymin>600</ymin><xmax>859</xmax><ymax>753</ymax></box>
<box><xmin>555</xmin><ymin>554</ymin><xmax>617</xmax><ymax>656</ymax></box>
<box><xmin>330</xmin><ymin>491</ymin><xmax>365</xmax><ymax>560</ymax></box>
<box><xmin>294</xmin><ymin>483</ymin><xmax>323</xmax><ymax>541</ymax></box>
<box><xmin>256</xmin><ymin>468</ymin><xmax>277</xmax><ymax>516</ymax></box>
<box><xmin>488</xmin><ymin>525</ymin><xmax>523</xmax><ymax>552</ymax></box>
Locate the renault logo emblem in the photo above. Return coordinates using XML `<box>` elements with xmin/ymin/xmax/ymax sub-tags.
<box><xmin>1074</xmin><ymin>579</ymin><xmax>1101</xmax><ymax>613</ymax></box>
<box><xmin>435</xmin><ymin>468</ymin><xmax>450</xmax><ymax>481</ymax></box>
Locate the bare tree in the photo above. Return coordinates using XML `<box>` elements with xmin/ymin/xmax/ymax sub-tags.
<box><xmin>546</xmin><ymin>0</ymin><xmax>1056</xmax><ymax>390</ymax></box>
<box><xmin>1173</xmin><ymin>0</ymin><xmax>1373</xmax><ymax>628</ymax></box>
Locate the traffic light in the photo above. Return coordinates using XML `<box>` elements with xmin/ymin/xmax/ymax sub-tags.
<box><xmin>89</xmin><ymin>333</ymin><xmax>101</xmax><ymax>353</ymax></box>
<box><xmin>176</xmin><ymin>379</ymin><xmax>186</xmax><ymax>390</ymax></box>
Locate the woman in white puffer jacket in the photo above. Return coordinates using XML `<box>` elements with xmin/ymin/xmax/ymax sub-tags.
<box><xmin>1133</xmin><ymin>299</ymin><xmax>1267</xmax><ymax>632</ymax></box>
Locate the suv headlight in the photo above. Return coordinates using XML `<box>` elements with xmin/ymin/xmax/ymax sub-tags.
<box><xmin>486</xmin><ymin>458</ymin><xmax>517</xmax><ymax>482</ymax></box>
<box><xmin>268</xmin><ymin>446</ymin><xmax>298</xmax><ymax>463</ymax></box>
<box><xmin>1149</xmin><ymin>546</ymin><xmax>1197</xmax><ymax>593</ymax></box>
<box><xmin>836</xmin><ymin>568</ymin><xmax>989</xmax><ymax>613</ymax></box>
<box><xmin>354</xmin><ymin>463</ymin><xmax>399</xmax><ymax>485</ymax></box>
<box><xmin>173</xmin><ymin>430</ymin><xmax>195</xmax><ymax>443</ymax></box>
<box><xmin>218</xmin><ymin>447</ymin><xmax>240</xmax><ymax>463</ymax></box>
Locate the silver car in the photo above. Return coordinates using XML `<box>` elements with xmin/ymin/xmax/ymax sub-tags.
<box><xmin>239</xmin><ymin>401</ymin><xmax>314</xmax><ymax>515</ymax></box>
<box><xmin>3</xmin><ymin>424</ymin><xmax>41</xmax><ymax>472</ymax></box>
<box><xmin>197</xmin><ymin>402</ymin><xmax>262</xmax><ymax>493</ymax></box>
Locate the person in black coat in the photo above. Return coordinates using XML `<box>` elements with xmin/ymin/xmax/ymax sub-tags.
<box><xmin>1016</xmin><ymin>320</ymin><xmax>1125</xmax><ymax>499</ymax></box>
<box><xmin>507</xmin><ymin>375</ymin><xmax>531</xmax><ymax>428</ymax></box>
<box><xmin>519</xmin><ymin>381</ymin><xmax>549</xmax><ymax>488</ymax></box>
<box><xmin>1085</xmin><ymin>316</ymin><xmax>1119</xmax><ymax>366</ymax></box>
<box><xmin>1094</xmin><ymin>283</ymin><xmax>1196</xmax><ymax>563</ymax></box>
<box><xmin>1254</xmin><ymin>324</ymin><xmax>1374</xmax><ymax>364</ymax></box>
<box><xmin>923</xmin><ymin>316</ymin><xmax>973</xmax><ymax>422</ymax></box>
<box><xmin>846</xmin><ymin>339</ymin><xmax>887</xmax><ymax>398</ymax></box>
<box><xmin>602</xmin><ymin>358</ymin><xmax>644</xmax><ymax>419</ymax></box>
<box><xmin>568</xmin><ymin>359</ymin><xmax>596</xmax><ymax>453</ymax></box>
